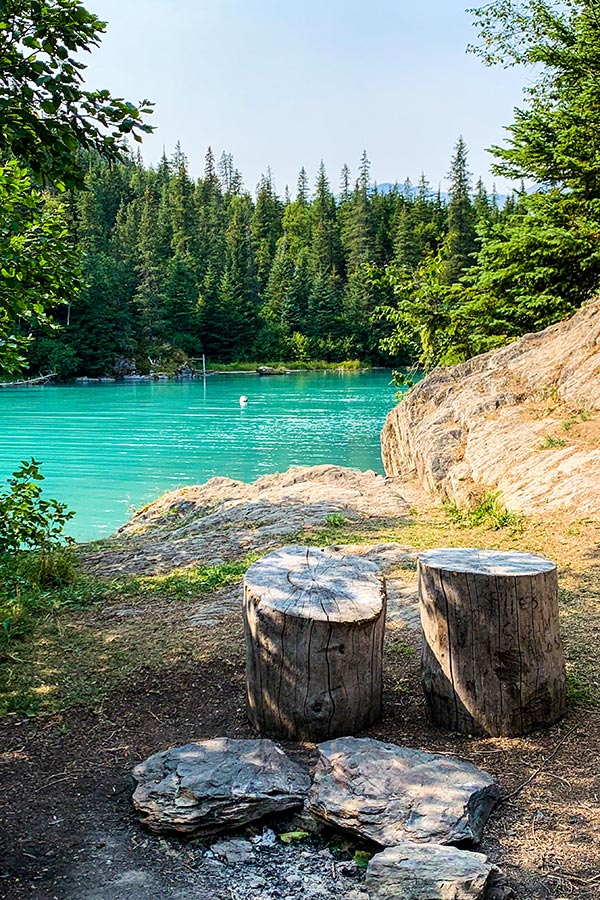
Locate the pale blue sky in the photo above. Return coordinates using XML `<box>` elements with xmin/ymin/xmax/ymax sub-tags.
<box><xmin>83</xmin><ymin>0</ymin><xmax>530</xmax><ymax>195</ymax></box>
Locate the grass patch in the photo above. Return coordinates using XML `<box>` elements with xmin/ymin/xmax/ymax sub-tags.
<box><xmin>386</xmin><ymin>637</ymin><xmax>416</xmax><ymax>658</ymax></box>
<box><xmin>443</xmin><ymin>492</ymin><xmax>526</xmax><ymax>532</ymax></box>
<box><xmin>206</xmin><ymin>359</ymin><xmax>365</xmax><ymax>373</ymax></box>
<box><xmin>3</xmin><ymin>504</ymin><xmax>600</xmax><ymax>719</ymax></box>
<box><xmin>565</xmin><ymin>672</ymin><xmax>595</xmax><ymax>706</ymax></box>
<box><xmin>538</xmin><ymin>434</ymin><xmax>568</xmax><ymax>450</ymax></box>
<box><xmin>0</xmin><ymin>548</ymin><xmax>94</xmax><ymax>646</ymax></box>
<box><xmin>324</xmin><ymin>513</ymin><xmax>348</xmax><ymax>528</ymax></box>
<box><xmin>0</xmin><ymin>553</ymin><xmax>259</xmax><ymax>716</ymax></box>
<box><xmin>98</xmin><ymin>555</ymin><xmax>260</xmax><ymax>603</ymax></box>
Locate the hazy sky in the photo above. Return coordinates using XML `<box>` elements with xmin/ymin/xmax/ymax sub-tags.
<box><xmin>83</xmin><ymin>0</ymin><xmax>531</xmax><ymax>195</ymax></box>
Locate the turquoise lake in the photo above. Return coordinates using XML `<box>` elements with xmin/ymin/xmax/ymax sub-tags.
<box><xmin>0</xmin><ymin>370</ymin><xmax>399</xmax><ymax>543</ymax></box>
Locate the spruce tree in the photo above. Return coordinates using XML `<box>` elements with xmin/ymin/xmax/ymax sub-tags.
<box><xmin>251</xmin><ymin>171</ymin><xmax>283</xmax><ymax>292</ymax></box>
<box><xmin>461</xmin><ymin>1</ymin><xmax>600</xmax><ymax>340</ymax></box>
<box><xmin>310</xmin><ymin>161</ymin><xmax>340</xmax><ymax>276</ymax></box>
<box><xmin>442</xmin><ymin>136</ymin><xmax>477</xmax><ymax>283</ymax></box>
<box><xmin>341</xmin><ymin>151</ymin><xmax>373</xmax><ymax>271</ymax></box>
<box><xmin>282</xmin><ymin>251</ymin><xmax>312</xmax><ymax>335</ymax></box>
<box><xmin>297</xmin><ymin>167</ymin><xmax>310</xmax><ymax>205</ymax></box>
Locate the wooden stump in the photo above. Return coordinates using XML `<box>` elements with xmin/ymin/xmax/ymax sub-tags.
<box><xmin>419</xmin><ymin>548</ymin><xmax>566</xmax><ymax>736</ymax></box>
<box><xmin>243</xmin><ymin>545</ymin><xmax>386</xmax><ymax>742</ymax></box>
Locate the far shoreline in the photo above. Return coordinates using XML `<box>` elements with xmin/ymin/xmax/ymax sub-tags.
<box><xmin>0</xmin><ymin>363</ymin><xmax>404</xmax><ymax>387</ymax></box>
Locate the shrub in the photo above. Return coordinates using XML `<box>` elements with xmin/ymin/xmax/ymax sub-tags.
<box><xmin>537</xmin><ymin>435</ymin><xmax>567</xmax><ymax>450</ymax></box>
<box><xmin>0</xmin><ymin>458</ymin><xmax>74</xmax><ymax>552</ymax></box>
<box><xmin>0</xmin><ymin>460</ymin><xmax>76</xmax><ymax>645</ymax></box>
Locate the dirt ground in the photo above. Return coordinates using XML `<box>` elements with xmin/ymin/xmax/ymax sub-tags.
<box><xmin>1</xmin><ymin>475</ymin><xmax>599</xmax><ymax>900</ymax></box>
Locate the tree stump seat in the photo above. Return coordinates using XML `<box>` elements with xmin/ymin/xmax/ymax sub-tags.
<box><xmin>243</xmin><ymin>545</ymin><xmax>387</xmax><ymax>742</ymax></box>
<box><xmin>418</xmin><ymin>548</ymin><xmax>566</xmax><ymax>736</ymax></box>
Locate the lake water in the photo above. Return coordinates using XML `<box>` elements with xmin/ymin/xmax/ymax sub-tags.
<box><xmin>0</xmin><ymin>370</ymin><xmax>400</xmax><ymax>543</ymax></box>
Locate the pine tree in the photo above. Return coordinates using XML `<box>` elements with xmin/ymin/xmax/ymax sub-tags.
<box><xmin>263</xmin><ymin>237</ymin><xmax>294</xmax><ymax>325</ymax></box>
<box><xmin>136</xmin><ymin>179</ymin><xmax>168</xmax><ymax>347</ymax></box>
<box><xmin>251</xmin><ymin>171</ymin><xmax>283</xmax><ymax>291</ymax></box>
<box><xmin>218</xmin><ymin>151</ymin><xmax>235</xmax><ymax>194</ymax></box>
<box><xmin>339</xmin><ymin>164</ymin><xmax>351</xmax><ymax>202</ymax></box>
<box><xmin>308</xmin><ymin>270</ymin><xmax>340</xmax><ymax>342</ymax></box>
<box><xmin>281</xmin><ymin>251</ymin><xmax>312</xmax><ymax>335</ymax></box>
<box><xmin>452</xmin><ymin>1</ymin><xmax>600</xmax><ymax>349</ymax></box>
<box><xmin>442</xmin><ymin>136</ymin><xmax>477</xmax><ymax>284</ymax></box>
<box><xmin>219</xmin><ymin>194</ymin><xmax>260</xmax><ymax>357</ymax></box>
<box><xmin>310</xmin><ymin>161</ymin><xmax>340</xmax><ymax>276</ymax></box>
<box><xmin>297</xmin><ymin>167</ymin><xmax>309</xmax><ymax>205</ymax></box>
<box><xmin>341</xmin><ymin>151</ymin><xmax>373</xmax><ymax>271</ymax></box>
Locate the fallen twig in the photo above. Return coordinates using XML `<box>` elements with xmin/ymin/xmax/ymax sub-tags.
<box><xmin>500</xmin><ymin>724</ymin><xmax>578</xmax><ymax>803</ymax></box>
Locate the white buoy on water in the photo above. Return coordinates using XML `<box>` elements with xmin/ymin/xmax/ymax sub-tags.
<box><xmin>239</xmin><ymin>395</ymin><xmax>249</xmax><ymax>406</ymax></box>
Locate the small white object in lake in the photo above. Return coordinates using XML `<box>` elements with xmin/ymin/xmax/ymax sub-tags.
<box><xmin>239</xmin><ymin>395</ymin><xmax>249</xmax><ymax>406</ymax></box>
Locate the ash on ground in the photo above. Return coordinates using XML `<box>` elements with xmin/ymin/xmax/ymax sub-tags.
<box><xmin>68</xmin><ymin>821</ymin><xmax>371</xmax><ymax>900</ymax></box>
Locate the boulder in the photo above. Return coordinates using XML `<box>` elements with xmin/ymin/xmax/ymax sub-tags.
<box><xmin>306</xmin><ymin>737</ymin><xmax>499</xmax><ymax>846</ymax></box>
<box><xmin>366</xmin><ymin>842</ymin><xmax>508</xmax><ymax>900</ymax></box>
<box><xmin>132</xmin><ymin>738</ymin><xmax>310</xmax><ymax>835</ymax></box>
<box><xmin>381</xmin><ymin>296</ymin><xmax>600</xmax><ymax>513</ymax></box>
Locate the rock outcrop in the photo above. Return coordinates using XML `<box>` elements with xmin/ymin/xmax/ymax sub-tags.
<box><xmin>306</xmin><ymin>737</ymin><xmax>500</xmax><ymax>846</ymax></box>
<box><xmin>381</xmin><ymin>297</ymin><xmax>600</xmax><ymax>513</ymax></box>
<box><xmin>81</xmin><ymin>465</ymin><xmax>410</xmax><ymax>577</ymax></box>
<box><xmin>132</xmin><ymin>738</ymin><xmax>310</xmax><ymax>835</ymax></box>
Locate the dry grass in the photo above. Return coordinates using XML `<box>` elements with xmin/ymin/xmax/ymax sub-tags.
<box><xmin>1</xmin><ymin>501</ymin><xmax>599</xmax><ymax>898</ymax></box>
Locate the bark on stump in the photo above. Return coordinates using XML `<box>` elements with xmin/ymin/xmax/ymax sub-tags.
<box><xmin>243</xmin><ymin>545</ymin><xmax>386</xmax><ymax>742</ymax></box>
<box><xmin>419</xmin><ymin>548</ymin><xmax>566</xmax><ymax>736</ymax></box>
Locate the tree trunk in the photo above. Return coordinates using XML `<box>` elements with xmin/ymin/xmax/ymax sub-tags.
<box><xmin>244</xmin><ymin>545</ymin><xmax>386</xmax><ymax>742</ymax></box>
<box><xmin>419</xmin><ymin>548</ymin><xmax>566</xmax><ymax>736</ymax></box>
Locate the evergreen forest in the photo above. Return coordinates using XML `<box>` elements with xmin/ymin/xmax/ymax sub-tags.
<box><xmin>26</xmin><ymin>141</ymin><xmax>513</xmax><ymax>378</ymax></box>
<box><xmin>4</xmin><ymin>0</ymin><xmax>600</xmax><ymax>379</ymax></box>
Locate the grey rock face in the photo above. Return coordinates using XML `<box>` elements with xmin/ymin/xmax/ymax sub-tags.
<box><xmin>132</xmin><ymin>738</ymin><xmax>310</xmax><ymax>835</ymax></box>
<box><xmin>366</xmin><ymin>841</ymin><xmax>505</xmax><ymax>900</ymax></box>
<box><xmin>81</xmin><ymin>464</ymin><xmax>410</xmax><ymax>579</ymax></box>
<box><xmin>381</xmin><ymin>296</ymin><xmax>600</xmax><ymax>514</ymax></box>
<box><xmin>307</xmin><ymin>737</ymin><xmax>500</xmax><ymax>846</ymax></box>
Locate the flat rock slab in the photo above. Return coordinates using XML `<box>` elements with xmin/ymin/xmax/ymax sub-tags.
<box><xmin>366</xmin><ymin>841</ymin><xmax>507</xmax><ymax>900</ymax></box>
<box><xmin>132</xmin><ymin>738</ymin><xmax>311</xmax><ymax>836</ymax></box>
<box><xmin>307</xmin><ymin>737</ymin><xmax>500</xmax><ymax>846</ymax></box>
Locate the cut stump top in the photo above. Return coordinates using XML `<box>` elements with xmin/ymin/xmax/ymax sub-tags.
<box><xmin>244</xmin><ymin>545</ymin><xmax>383</xmax><ymax>623</ymax></box>
<box><xmin>418</xmin><ymin>547</ymin><xmax>556</xmax><ymax>577</ymax></box>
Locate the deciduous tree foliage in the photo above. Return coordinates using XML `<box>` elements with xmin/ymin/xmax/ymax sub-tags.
<box><xmin>0</xmin><ymin>0</ymin><xmax>152</xmax><ymax>189</ymax></box>
<box><xmin>0</xmin><ymin>0</ymin><xmax>152</xmax><ymax>375</ymax></box>
<box><xmin>0</xmin><ymin>161</ymin><xmax>80</xmax><ymax>372</ymax></box>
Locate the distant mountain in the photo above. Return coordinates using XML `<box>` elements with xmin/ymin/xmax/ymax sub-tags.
<box><xmin>375</xmin><ymin>182</ymin><xmax>509</xmax><ymax>207</ymax></box>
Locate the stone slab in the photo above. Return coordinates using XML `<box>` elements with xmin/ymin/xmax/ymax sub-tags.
<box><xmin>132</xmin><ymin>738</ymin><xmax>310</xmax><ymax>835</ymax></box>
<box><xmin>366</xmin><ymin>841</ymin><xmax>507</xmax><ymax>900</ymax></box>
<box><xmin>307</xmin><ymin>737</ymin><xmax>500</xmax><ymax>846</ymax></box>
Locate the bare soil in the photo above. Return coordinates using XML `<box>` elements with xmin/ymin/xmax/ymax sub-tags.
<box><xmin>1</xmin><ymin>471</ymin><xmax>599</xmax><ymax>899</ymax></box>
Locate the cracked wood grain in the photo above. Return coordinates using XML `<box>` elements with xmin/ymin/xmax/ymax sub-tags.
<box><xmin>243</xmin><ymin>546</ymin><xmax>386</xmax><ymax>741</ymax></box>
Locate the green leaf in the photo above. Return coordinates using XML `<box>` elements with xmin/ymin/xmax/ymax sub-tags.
<box><xmin>278</xmin><ymin>831</ymin><xmax>309</xmax><ymax>844</ymax></box>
